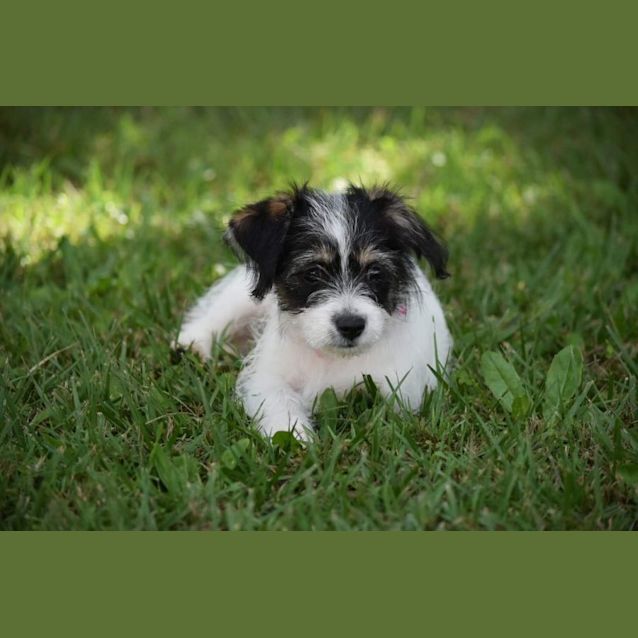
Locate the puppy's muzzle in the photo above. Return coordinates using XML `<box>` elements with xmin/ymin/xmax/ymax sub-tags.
<box><xmin>333</xmin><ymin>313</ymin><xmax>366</xmax><ymax>341</ymax></box>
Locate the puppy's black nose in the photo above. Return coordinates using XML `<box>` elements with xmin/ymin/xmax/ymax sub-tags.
<box><xmin>334</xmin><ymin>313</ymin><xmax>366</xmax><ymax>340</ymax></box>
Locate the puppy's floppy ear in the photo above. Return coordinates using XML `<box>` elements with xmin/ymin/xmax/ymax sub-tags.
<box><xmin>225</xmin><ymin>193</ymin><xmax>294</xmax><ymax>298</ymax></box>
<box><xmin>366</xmin><ymin>186</ymin><xmax>450</xmax><ymax>279</ymax></box>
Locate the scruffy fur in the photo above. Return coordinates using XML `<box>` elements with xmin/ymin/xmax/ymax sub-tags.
<box><xmin>175</xmin><ymin>184</ymin><xmax>452</xmax><ymax>441</ymax></box>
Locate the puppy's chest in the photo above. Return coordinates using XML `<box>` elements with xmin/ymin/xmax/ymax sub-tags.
<box><xmin>282</xmin><ymin>348</ymin><xmax>390</xmax><ymax>400</ymax></box>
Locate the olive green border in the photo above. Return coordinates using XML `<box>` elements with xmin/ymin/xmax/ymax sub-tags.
<box><xmin>2</xmin><ymin>2</ymin><xmax>637</xmax><ymax>634</ymax></box>
<box><xmin>1</xmin><ymin>533</ymin><xmax>635</xmax><ymax>636</ymax></box>
<box><xmin>2</xmin><ymin>1</ymin><xmax>637</xmax><ymax>104</ymax></box>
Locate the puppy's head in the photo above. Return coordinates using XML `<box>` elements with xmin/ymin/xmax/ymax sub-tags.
<box><xmin>226</xmin><ymin>184</ymin><xmax>448</xmax><ymax>355</ymax></box>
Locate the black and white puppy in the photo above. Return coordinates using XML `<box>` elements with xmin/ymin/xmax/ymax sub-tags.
<box><xmin>175</xmin><ymin>184</ymin><xmax>452</xmax><ymax>440</ymax></box>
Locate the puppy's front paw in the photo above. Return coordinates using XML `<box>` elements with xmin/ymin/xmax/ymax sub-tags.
<box><xmin>259</xmin><ymin>416</ymin><xmax>315</xmax><ymax>443</ymax></box>
<box><xmin>290</xmin><ymin>422</ymin><xmax>315</xmax><ymax>443</ymax></box>
<box><xmin>172</xmin><ymin>329</ymin><xmax>212</xmax><ymax>361</ymax></box>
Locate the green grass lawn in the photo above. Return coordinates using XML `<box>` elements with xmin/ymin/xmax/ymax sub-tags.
<box><xmin>1</xmin><ymin>107</ymin><xmax>637</xmax><ymax>530</ymax></box>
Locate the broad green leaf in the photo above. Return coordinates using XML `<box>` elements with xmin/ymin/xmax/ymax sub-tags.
<box><xmin>221</xmin><ymin>448</ymin><xmax>238</xmax><ymax>470</ymax></box>
<box><xmin>235</xmin><ymin>438</ymin><xmax>250</xmax><ymax>453</ymax></box>
<box><xmin>272</xmin><ymin>431</ymin><xmax>301</xmax><ymax>452</ymax></box>
<box><xmin>221</xmin><ymin>438</ymin><xmax>251</xmax><ymax>469</ymax></box>
<box><xmin>480</xmin><ymin>351</ymin><xmax>526</xmax><ymax>414</ymax></box>
<box><xmin>511</xmin><ymin>395</ymin><xmax>531</xmax><ymax>420</ymax></box>
<box><xmin>543</xmin><ymin>345</ymin><xmax>583</xmax><ymax>420</ymax></box>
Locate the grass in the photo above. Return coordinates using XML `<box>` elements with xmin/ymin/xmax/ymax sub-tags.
<box><xmin>1</xmin><ymin>106</ymin><xmax>637</xmax><ymax>530</ymax></box>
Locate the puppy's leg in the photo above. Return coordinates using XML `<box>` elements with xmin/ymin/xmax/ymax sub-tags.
<box><xmin>175</xmin><ymin>265</ymin><xmax>261</xmax><ymax>359</ymax></box>
<box><xmin>236</xmin><ymin>370</ymin><xmax>314</xmax><ymax>442</ymax></box>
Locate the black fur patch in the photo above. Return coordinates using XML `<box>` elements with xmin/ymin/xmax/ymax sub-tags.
<box><xmin>226</xmin><ymin>184</ymin><xmax>449</xmax><ymax>308</ymax></box>
<box><xmin>346</xmin><ymin>185</ymin><xmax>450</xmax><ymax>280</ymax></box>
<box><xmin>225</xmin><ymin>194</ymin><xmax>294</xmax><ymax>298</ymax></box>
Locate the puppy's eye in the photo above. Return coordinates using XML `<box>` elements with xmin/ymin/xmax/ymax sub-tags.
<box><xmin>302</xmin><ymin>266</ymin><xmax>325</xmax><ymax>283</ymax></box>
<box><xmin>365</xmin><ymin>265</ymin><xmax>383</xmax><ymax>281</ymax></box>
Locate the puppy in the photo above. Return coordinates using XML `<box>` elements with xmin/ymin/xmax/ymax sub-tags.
<box><xmin>175</xmin><ymin>184</ymin><xmax>452</xmax><ymax>441</ymax></box>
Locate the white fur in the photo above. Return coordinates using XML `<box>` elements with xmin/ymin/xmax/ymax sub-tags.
<box><xmin>176</xmin><ymin>263</ymin><xmax>452</xmax><ymax>442</ymax></box>
<box><xmin>174</xmin><ymin>266</ymin><xmax>261</xmax><ymax>359</ymax></box>
<box><xmin>306</xmin><ymin>191</ymin><xmax>350</xmax><ymax>267</ymax></box>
